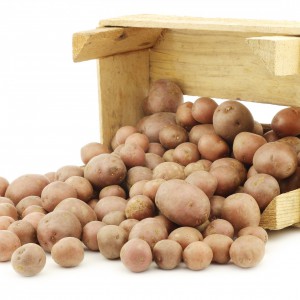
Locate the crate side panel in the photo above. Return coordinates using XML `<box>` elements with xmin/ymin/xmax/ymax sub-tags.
<box><xmin>149</xmin><ymin>30</ymin><xmax>300</xmax><ymax>107</ymax></box>
<box><xmin>98</xmin><ymin>50</ymin><xmax>149</xmax><ymax>146</ymax></box>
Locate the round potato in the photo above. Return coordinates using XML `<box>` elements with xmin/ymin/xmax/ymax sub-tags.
<box><xmin>142</xmin><ymin>179</ymin><xmax>165</xmax><ymax>201</ymax></box>
<box><xmin>0</xmin><ymin>216</ymin><xmax>15</xmax><ymax>230</ymax></box>
<box><xmin>120</xmin><ymin>143</ymin><xmax>146</xmax><ymax>168</ymax></box>
<box><xmin>65</xmin><ymin>176</ymin><xmax>93</xmax><ymax>202</ymax></box>
<box><xmin>82</xmin><ymin>221</ymin><xmax>106</xmax><ymax>251</ymax></box>
<box><xmin>192</xmin><ymin>97</ymin><xmax>218</xmax><ymax>124</ymax></box>
<box><xmin>184</xmin><ymin>160</ymin><xmax>212</xmax><ymax>177</ymax></box>
<box><xmin>0</xmin><ymin>230</ymin><xmax>21</xmax><ymax>262</ymax></box>
<box><xmin>168</xmin><ymin>227</ymin><xmax>203</xmax><ymax>249</ymax></box>
<box><xmin>173</xmin><ymin>142</ymin><xmax>201</xmax><ymax>166</ymax></box>
<box><xmin>55</xmin><ymin>165</ymin><xmax>83</xmax><ymax>182</ymax></box>
<box><xmin>129</xmin><ymin>180</ymin><xmax>149</xmax><ymax>198</ymax></box>
<box><xmin>80</xmin><ymin>142</ymin><xmax>110</xmax><ymax>164</ymax></box>
<box><xmin>94</xmin><ymin>196</ymin><xmax>127</xmax><ymax>221</ymax></box>
<box><xmin>0</xmin><ymin>177</ymin><xmax>9</xmax><ymax>197</ymax></box>
<box><xmin>162</xmin><ymin>149</ymin><xmax>175</xmax><ymax>162</ymax></box>
<box><xmin>102</xmin><ymin>211</ymin><xmax>126</xmax><ymax>226</ymax></box>
<box><xmin>99</xmin><ymin>185</ymin><xmax>126</xmax><ymax>199</ymax></box>
<box><xmin>22</xmin><ymin>212</ymin><xmax>45</xmax><ymax>230</ymax></box>
<box><xmin>114</xmin><ymin>126</ymin><xmax>138</xmax><ymax>146</ymax></box>
<box><xmin>22</xmin><ymin>205</ymin><xmax>46</xmax><ymax>218</ymax></box>
<box><xmin>238</xmin><ymin>226</ymin><xmax>268</xmax><ymax>244</ymax></box>
<box><xmin>0</xmin><ymin>203</ymin><xmax>18</xmax><ymax>220</ymax></box>
<box><xmin>125</xmin><ymin>195</ymin><xmax>155</xmax><ymax>220</ymax></box>
<box><xmin>189</xmin><ymin>124</ymin><xmax>215</xmax><ymax>145</ymax></box>
<box><xmin>159</xmin><ymin>124</ymin><xmax>188</xmax><ymax>149</ymax></box>
<box><xmin>147</xmin><ymin>142</ymin><xmax>166</xmax><ymax>157</ymax></box>
<box><xmin>8</xmin><ymin>220</ymin><xmax>37</xmax><ymax>245</ymax></box>
<box><xmin>144</xmin><ymin>153</ymin><xmax>164</xmax><ymax>170</ymax></box>
<box><xmin>16</xmin><ymin>196</ymin><xmax>42</xmax><ymax>215</ymax></box>
<box><xmin>119</xmin><ymin>219</ymin><xmax>139</xmax><ymax>234</ymax></box>
<box><xmin>125</xmin><ymin>166</ymin><xmax>153</xmax><ymax>189</ymax></box>
<box><xmin>204</xmin><ymin>219</ymin><xmax>234</xmax><ymax>238</ymax></box>
<box><xmin>153</xmin><ymin>162</ymin><xmax>185</xmax><ymax>180</ymax></box>
<box><xmin>176</xmin><ymin>102</ymin><xmax>198</xmax><ymax>131</ymax></box>
<box><xmin>209</xmin><ymin>196</ymin><xmax>225</xmax><ymax>220</ymax></box>
<box><xmin>125</xmin><ymin>133</ymin><xmax>149</xmax><ymax>152</ymax></box>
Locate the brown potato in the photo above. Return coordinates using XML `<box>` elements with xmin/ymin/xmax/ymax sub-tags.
<box><xmin>119</xmin><ymin>219</ymin><xmax>139</xmax><ymax>234</ymax></box>
<box><xmin>120</xmin><ymin>143</ymin><xmax>146</xmax><ymax>168</ymax></box>
<box><xmin>209</xmin><ymin>196</ymin><xmax>225</xmax><ymax>220</ymax></box>
<box><xmin>159</xmin><ymin>124</ymin><xmax>188</xmax><ymax>149</ymax></box>
<box><xmin>230</xmin><ymin>235</ymin><xmax>265</xmax><ymax>268</ymax></box>
<box><xmin>189</xmin><ymin>124</ymin><xmax>215</xmax><ymax>145</ymax></box>
<box><xmin>0</xmin><ymin>197</ymin><xmax>14</xmax><ymax>205</ymax></box>
<box><xmin>44</xmin><ymin>172</ymin><xmax>56</xmax><ymax>183</ymax></box>
<box><xmin>87</xmin><ymin>198</ymin><xmax>98</xmax><ymax>210</ymax></box>
<box><xmin>0</xmin><ymin>203</ymin><xmax>18</xmax><ymax>220</ymax></box>
<box><xmin>16</xmin><ymin>196</ymin><xmax>42</xmax><ymax>215</ymax></box>
<box><xmin>5</xmin><ymin>174</ymin><xmax>49</xmax><ymax>205</ymax></box>
<box><xmin>184</xmin><ymin>160</ymin><xmax>212</xmax><ymax>177</ymax></box>
<box><xmin>192</xmin><ymin>97</ymin><xmax>218</xmax><ymax>124</ymax></box>
<box><xmin>168</xmin><ymin>227</ymin><xmax>203</xmax><ymax>249</ymax></box>
<box><xmin>162</xmin><ymin>149</ymin><xmax>175</xmax><ymax>162</ymax></box>
<box><xmin>0</xmin><ymin>177</ymin><xmax>9</xmax><ymax>197</ymax></box>
<box><xmin>278</xmin><ymin>136</ymin><xmax>300</xmax><ymax>154</ymax></box>
<box><xmin>221</xmin><ymin>193</ymin><xmax>261</xmax><ymax>232</ymax></box>
<box><xmin>55</xmin><ymin>165</ymin><xmax>83</xmax><ymax>181</ymax></box>
<box><xmin>0</xmin><ymin>216</ymin><xmax>15</xmax><ymax>230</ymax></box>
<box><xmin>22</xmin><ymin>212</ymin><xmax>46</xmax><ymax>230</ymax></box>
<box><xmin>82</xmin><ymin>221</ymin><xmax>106</xmax><ymax>251</ymax></box>
<box><xmin>80</xmin><ymin>142</ymin><xmax>110</xmax><ymax>164</ymax></box>
<box><xmin>247</xmin><ymin>166</ymin><xmax>258</xmax><ymax>178</ymax></box>
<box><xmin>153</xmin><ymin>162</ymin><xmax>185</xmax><ymax>180</ymax></box>
<box><xmin>147</xmin><ymin>143</ymin><xmax>166</xmax><ymax>156</ymax></box>
<box><xmin>125</xmin><ymin>133</ymin><xmax>149</xmax><ymax>152</ymax></box>
<box><xmin>99</xmin><ymin>185</ymin><xmax>126</xmax><ymax>199</ymax></box>
<box><xmin>144</xmin><ymin>153</ymin><xmax>164</xmax><ymax>170</ymax></box>
<box><xmin>252</xmin><ymin>121</ymin><xmax>264</xmax><ymax>136</ymax></box>
<box><xmin>173</xmin><ymin>142</ymin><xmax>201</xmax><ymax>166</ymax></box>
<box><xmin>125</xmin><ymin>166</ymin><xmax>153</xmax><ymax>189</ymax></box>
<box><xmin>8</xmin><ymin>220</ymin><xmax>37</xmax><ymax>245</ymax></box>
<box><xmin>238</xmin><ymin>226</ymin><xmax>268</xmax><ymax>243</ymax></box>
<box><xmin>154</xmin><ymin>214</ymin><xmax>177</xmax><ymax>234</ymax></box>
<box><xmin>204</xmin><ymin>219</ymin><xmax>234</xmax><ymax>238</ymax></box>
<box><xmin>129</xmin><ymin>180</ymin><xmax>149</xmax><ymax>198</ymax></box>
<box><xmin>115</xmin><ymin>126</ymin><xmax>138</xmax><ymax>146</ymax></box>
<box><xmin>264</xmin><ymin>130</ymin><xmax>279</xmax><ymax>142</ymax></box>
<box><xmin>22</xmin><ymin>205</ymin><xmax>46</xmax><ymax>218</ymax></box>
<box><xmin>142</xmin><ymin>179</ymin><xmax>165</xmax><ymax>201</ymax></box>
<box><xmin>176</xmin><ymin>102</ymin><xmax>198</xmax><ymax>131</ymax></box>
<box><xmin>0</xmin><ymin>230</ymin><xmax>21</xmax><ymax>262</ymax></box>
<box><xmin>94</xmin><ymin>196</ymin><xmax>127</xmax><ymax>220</ymax></box>
<box><xmin>65</xmin><ymin>176</ymin><xmax>93</xmax><ymax>202</ymax></box>
<box><xmin>102</xmin><ymin>211</ymin><xmax>126</xmax><ymax>226</ymax></box>
<box><xmin>125</xmin><ymin>195</ymin><xmax>155</xmax><ymax>220</ymax></box>
<box><xmin>279</xmin><ymin>167</ymin><xmax>300</xmax><ymax>193</ymax></box>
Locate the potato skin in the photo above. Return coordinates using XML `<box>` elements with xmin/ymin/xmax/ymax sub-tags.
<box><xmin>204</xmin><ymin>219</ymin><xmax>234</xmax><ymax>239</ymax></box>
<box><xmin>22</xmin><ymin>212</ymin><xmax>45</xmax><ymax>230</ymax></box>
<box><xmin>173</xmin><ymin>142</ymin><xmax>201</xmax><ymax>166</ymax></box>
<box><xmin>99</xmin><ymin>185</ymin><xmax>126</xmax><ymax>199</ymax></box>
<box><xmin>119</xmin><ymin>219</ymin><xmax>139</xmax><ymax>234</ymax></box>
<box><xmin>147</xmin><ymin>143</ymin><xmax>166</xmax><ymax>157</ymax></box>
<box><xmin>155</xmin><ymin>179</ymin><xmax>210</xmax><ymax>227</ymax></box>
<box><xmin>0</xmin><ymin>230</ymin><xmax>21</xmax><ymax>262</ymax></box>
<box><xmin>120</xmin><ymin>143</ymin><xmax>146</xmax><ymax>168</ymax></box>
<box><xmin>189</xmin><ymin>124</ymin><xmax>215</xmax><ymax>145</ymax></box>
<box><xmin>65</xmin><ymin>176</ymin><xmax>93</xmax><ymax>203</ymax></box>
<box><xmin>115</xmin><ymin>126</ymin><xmax>138</xmax><ymax>146</ymax></box>
<box><xmin>125</xmin><ymin>166</ymin><xmax>153</xmax><ymax>189</ymax></box>
<box><xmin>184</xmin><ymin>160</ymin><xmax>212</xmax><ymax>177</ymax></box>
<box><xmin>82</xmin><ymin>221</ymin><xmax>106</xmax><ymax>251</ymax></box>
<box><xmin>168</xmin><ymin>227</ymin><xmax>203</xmax><ymax>249</ymax></box>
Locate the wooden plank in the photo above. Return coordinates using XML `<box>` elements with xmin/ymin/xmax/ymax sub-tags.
<box><xmin>149</xmin><ymin>29</ymin><xmax>300</xmax><ymax>107</ymax></box>
<box><xmin>100</xmin><ymin>14</ymin><xmax>300</xmax><ymax>35</ymax></box>
<box><xmin>73</xmin><ymin>27</ymin><xmax>161</xmax><ymax>62</ymax></box>
<box><xmin>246</xmin><ymin>36</ymin><xmax>300</xmax><ymax>76</ymax></box>
<box><xmin>260</xmin><ymin>189</ymin><xmax>300</xmax><ymax>230</ymax></box>
<box><xmin>97</xmin><ymin>50</ymin><xmax>149</xmax><ymax>146</ymax></box>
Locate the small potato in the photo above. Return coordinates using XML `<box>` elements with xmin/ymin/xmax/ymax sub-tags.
<box><xmin>168</xmin><ymin>227</ymin><xmax>203</xmax><ymax>249</ymax></box>
<box><xmin>97</xmin><ymin>225</ymin><xmax>128</xmax><ymax>259</ymax></box>
<box><xmin>279</xmin><ymin>167</ymin><xmax>300</xmax><ymax>193</ymax></box>
<box><xmin>82</xmin><ymin>221</ymin><xmax>106</xmax><ymax>251</ymax></box>
<box><xmin>125</xmin><ymin>195</ymin><xmax>155</xmax><ymax>220</ymax></box>
<box><xmin>209</xmin><ymin>196</ymin><xmax>225</xmax><ymax>220</ymax></box>
<box><xmin>22</xmin><ymin>212</ymin><xmax>46</xmax><ymax>230</ymax></box>
<box><xmin>120</xmin><ymin>238</ymin><xmax>153</xmax><ymax>272</ymax></box>
<box><xmin>115</xmin><ymin>126</ymin><xmax>138</xmax><ymax>146</ymax></box>
<box><xmin>44</xmin><ymin>172</ymin><xmax>56</xmax><ymax>183</ymax></box>
<box><xmin>51</xmin><ymin>237</ymin><xmax>84</xmax><ymax>267</ymax></box>
<box><xmin>173</xmin><ymin>142</ymin><xmax>201</xmax><ymax>166</ymax></box>
<box><xmin>80</xmin><ymin>142</ymin><xmax>110</xmax><ymax>164</ymax></box>
<box><xmin>99</xmin><ymin>185</ymin><xmax>126</xmax><ymax>199</ymax></box>
<box><xmin>11</xmin><ymin>243</ymin><xmax>46</xmax><ymax>276</ymax></box>
<box><xmin>41</xmin><ymin>181</ymin><xmax>77</xmax><ymax>212</ymax></box>
<box><xmin>184</xmin><ymin>160</ymin><xmax>212</xmax><ymax>177</ymax></box>
<box><xmin>0</xmin><ymin>197</ymin><xmax>14</xmax><ymax>205</ymax></box>
<box><xmin>37</xmin><ymin>211</ymin><xmax>82</xmax><ymax>252</ymax></box>
<box><xmin>0</xmin><ymin>216</ymin><xmax>15</xmax><ymax>230</ymax></box>
<box><xmin>253</xmin><ymin>121</ymin><xmax>264</xmax><ymax>136</ymax></box>
<box><xmin>153</xmin><ymin>162</ymin><xmax>185</xmax><ymax>180</ymax></box>
<box><xmin>65</xmin><ymin>176</ymin><xmax>94</xmax><ymax>202</ymax></box>
<box><xmin>113</xmin><ymin>144</ymin><xmax>125</xmax><ymax>156</ymax></box>
<box><xmin>162</xmin><ymin>149</ymin><xmax>175</xmax><ymax>162</ymax></box>
<box><xmin>144</xmin><ymin>153</ymin><xmax>164</xmax><ymax>170</ymax></box>
<box><xmin>125</xmin><ymin>166</ymin><xmax>153</xmax><ymax>189</ymax></box>
<box><xmin>0</xmin><ymin>230</ymin><xmax>21</xmax><ymax>262</ymax></box>
<box><xmin>185</xmin><ymin>170</ymin><xmax>217</xmax><ymax>198</ymax></box>
<box><xmin>198</xmin><ymin>133</ymin><xmax>229</xmax><ymax>162</ymax></box>
<box><xmin>264</xmin><ymin>130</ymin><xmax>279</xmax><ymax>142</ymax></box>
<box><xmin>253</xmin><ymin>142</ymin><xmax>298</xmax><ymax>180</ymax></box>
<box><xmin>55</xmin><ymin>165</ymin><xmax>83</xmax><ymax>181</ymax></box>
<box><xmin>183</xmin><ymin>241</ymin><xmax>213</xmax><ymax>271</ymax></box>
<box><xmin>119</xmin><ymin>219</ymin><xmax>139</xmax><ymax>234</ymax></box>
<box><xmin>243</xmin><ymin>174</ymin><xmax>280</xmax><ymax>211</ymax></box>
<box><xmin>142</xmin><ymin>179</ymin><xmax>165</xmax><ymax>201</ymax></box>
<box><xmin>203</xmin><ymin>234</ymin><xmax>233</xmax><ymax>264</ymax></box>
<box><xmin>125</xmin><ymin>133</ymin><xmax>149</xmax><ymax>152</ymax></box>
<box><xmin>129</xmin><ymin>218</ymin><xmax>168</xmax><ymax>249</ymax></box>
<box><xmin>189</xmin><ymin>124</ymin><xmax>215</xmax><ymax>145</ymax></box>
<box><xmin>147</xmin><ymin>143</ymin><xmax>166</xmax><ymax>156</ymax></box>
<box><xmin>102</xmin><ymin>211</ymin><xmax>126</xmax><ymax>226</ymax></box>
<box><xmin>278</xmin><ymin>136</ymin><xmax>300</xmax><ymax>154</ymax></box>
<box><xmin>192</xmin><ymin>97</ymin><xmax>218</xmax><ymax>124</ymax></box>
<box><xmin>94</xmin><ymin>196</ymin><xmax>127</xmax><ymax>221</ymax></box>
<box><xmin>87</xmin><ymin>199</ymin><xmax>98</xmax><ymax>210</ymax></box>
<box><xmin>221</xmin><ymin>193</ymin><xmax>261</xmax><ymax>232</ymax></box>
<box><xmin>0</xmin><ymin>177</ymin><xmax>9</xmax><ymax>196</ymax></box>
<box><xmin>204</xmin><ymin>219</ymin><xmax>234</xmax><ymax>239</ymax></box>
<box><xmin>16</xmin><ymin>195</ymin><xmax>42</xmax><ymax>215</ymax></box>
<box><xmin>238</xmin><ymin>226</ymin><xmax>268</xmax><ymax>244</ymax></box>
<box><xmin>8</xmin><ymin>220</ymin><xmax>37</xmax><ymax>245</ymax></box>
<box><xmin>22</xmin><ymin>205</ymin><xmax>46</xmax><ymax>218</ymax></box>
<box><xmin>247</xmin><ymin>166</ymin><xmax>258</xmax><ymax>178</ymax></box>
<box><xmin>0</xmin><ymin>203</ymin><xmax>18</xmax><ymax>220</ymax></box>
<box><xmin>153</xmin><ymin>239</ymin><xmax>182</xmax><ymax>270</ymax></box>
<box><xmin>230</xmin><ymin>235</ymin><xmax>265</xmax><ymax>268</ymax></box>
<box><xmin>120</xmin><ymin>143</ymin><xmax>145</xmax><ymax>168</ymax></box>
<box><xmin>84</xmin><ymin>154</ymin><xmax>127</xmax><ymax>189</ymax></box>
<box><xmin>176</xmin><ymin>102</ymin><xmax>198</xmax><ymax>131</ymax></box>
<box><xmin>5</xmin><ymin>174</ymin><xmax>49</xmax><ymax>205</ymax></box>
<box><xmin>154</xmin><ymin>215</ymin><xmax>177</xmax><ymax>234</ymax></box>
<box><xmin>129</xmin><ymin>180</ymin><xmax>149</xmax><ymax>198</ymax></box>
<box><xmin>159</xmin><ymin>124</ymin><xmax>188</xmax><ymax>149</ymax></box>
<box><xmin>54</xmin><ymin>198</ymin><xmax>97</xmax><ymax>227</ymax></box>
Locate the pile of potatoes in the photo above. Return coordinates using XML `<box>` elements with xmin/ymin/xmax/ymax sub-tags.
<box><xmin>1</xmin><ymin>79</ymin><xmax>300</xmax><ymax>275</ymax></box>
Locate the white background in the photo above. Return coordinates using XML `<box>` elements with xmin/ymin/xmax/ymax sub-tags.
<box><xmin>0</xmin><ymin>1</ymin><xmax>299</xmax><ymax>299</ymax></box>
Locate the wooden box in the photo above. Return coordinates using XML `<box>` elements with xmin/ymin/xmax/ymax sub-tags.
<box><xmin>72</xmin><ymin>15</ymin><xmax>300</xmax><ymax>230</ymax></box>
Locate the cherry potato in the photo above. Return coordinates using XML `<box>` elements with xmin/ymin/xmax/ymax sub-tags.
<box><xmin>0</xmin><ymin>230</ymin><xmax>21</xmax><ymax>262</ymax></box>
<box><xmin>168</xmin><ymin>227</ymin><xmax>203</xmax><ymax>249</ymax></box>
<box><xmin>80</xmin><ymin>142</ymin><xmax>110</xmax><ymax>164</ymax></box>
<box><xmin>192</xmin><ymin>97</ymin><xmax>218</xmax><ymax>124</ymax></box>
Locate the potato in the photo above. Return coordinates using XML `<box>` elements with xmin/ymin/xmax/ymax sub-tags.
<box><xmin>113</xmin><ymin>144</ymin><xmax>125</xmax><ymax>156</ymax></box>
<box><xmin>176</xmin><ymin>102</ymin><xmax>198</xmax><ymax>131</ymax></box>
<box><xmin>55</xmin><ymin>165</ymin><xmax>83</xmax><ymax>181</ymax></box>
<box><xmin>5</xmin><ymin>174</ymin><xmax>49</xmax><ymax>205</ymax></box>
<box><xmin>154</xmin><ymin>214</ymin><xmax>177</xmax><ymax>234</ymax></box>
<box><xmin>120</xmin><ymin>238</ymin><xmax>153</xmax><ymax>272</ymax></box>
<box><xmin>203</xmin><ymin>234</ymin><xmax>233</xmax><ymax>264</ymax></box>
<box><xmin>185</xmin><ymin>170</ymin><xmax>217</xmax><ymax>198</ymax></box>
<box><xmin>65</xmin><ymin>176</ymin><xmax>93</xmax><ymax>202</ymax></box>
<box><xmin>22</xmin><ymin>212</ymin><xmax>46</xmax><ymax>230</ymax></box>
<box><xmin>129</xmin><ymin>180</ymin><xmax>149</xmax><ymax>198</ymax></box>
<box><xmin>102</xmin><ymin>211</ymin><xmax>126</xmax><ymax>226</ymax></box>
<box><xmin>44</xmin><ymin>172</ymin><xmax>56</xmax><ymax>183</ymax></box>
<box><xmin>80</xmin><ymin>142</ymin><xmax>110</xmax><ymax>164</ymax></box>
<box><xmin>238</xmin><ymin>226</ymin><xmax>268</xmax><ymax>244</ymax></box>
<box><xmin>253</xmin><ymin>142</ymin><xmax>298</xmax><ymax>179</ymax></box>
<box><xmin>99</xmin><ymin>185</ymin><xmax>126</xmax><ymax>199</ymax></box>
<box><xmin>0</xmin><ymin>216</ymin><xmax>15</xmax><ymax>230</ymax></box>
<box><xmin>209</xmin><ymin>196</ymin><xmax>225</xmax><ymax>220</ymax></box>
<box><xmin>87</xmin><ymin>198</ymin><xmax>98</xmax><ymax>210</ymax></box>
<box><xmin>11</xmin><ymin>243</ymin><xmax>46</xmax><ymax>276</ymax></box>
<box><xmin>278</xmin><ymin>136</ymin><xmax>300</xmax><ymax>154</ymax></box>
<box><xmin>8</xmin><ymin>220</ymin><xmax>37</xmax><ymax>245</ymax></box>
<box><xmin>153</xmin><ymin>239</ymin><xmax>182</xmax><ymax>270</ymax></box>
<box><xmin>264</xmin><ymin>130</ymin><xmax>279</xmax><ymax>142</ymax></box>
<box><xmin>82</xmin><ymin>221</ymin><xmax>106</xmax><ymax>251</ymax></box>
<box><xmin>144</xmin><ymin>153</ymin><xmax>164</xmax><ymax>170</ymax></box>
<box><xmin>173</xmin><ymin>142</ymin><xmax>201</xmax><ymax>166</ymax></box>
<box><xmin>183</xmin><ymin>241</ymin><xmax>213</xmax><ymax>270</ymax></box>
<box><xmin>230</xmin><ymin>235</ymin><xmax>265</xmax><ymax>268</ymax></box>
<box><xmin>0</xmin><ymin>203</ymin><xmax>18</xmax><ymax>220</ymax></box>
<box><xmin>16</xmin><ymin>196</ymin><xmax>42</xmax><ymax>215</ymax></box>
<box><xmin>51</xmin><ymin>237</ymin><xmax>84</xmax><ymax>267</ymax></box>
<box><xmin>153</xmin><ymin>162</ymin><xmax>185</xmax><ymax>180</ymax></box>
<box><xmin>244</xmin><ymin>174</ymin><xmax>280</xmax><ymax>211</ymax></box>
<box><xmin>162</xmin><ymin>149</ymin><xmax>175</xmax><ymax>162</ymax></box>
<box><xmin>0</xmin><ymin>230</ymin><xmax>21</xmax><ymax>262</ymax></box>
<box><xmin>155</xmin><ymin>179</ymin><xmax>210</xmax><ymax>227</ymax></box>
<box><xmin>119</xmin><ymin>219</ymin><xmax>139</xmax><ymax>234</ymax></box>
<box><xmin>142</xmin><ymin>79</ymin><xmax>183</xmax><ymax>115</ymax></box>
<box><xmin>168</xmin><ymin>227</ymin><xmax>203</xmax><ymax>249</ymax></box>
<box><xmin>84</xmin><ymin>154</ymin><xmax>127</xmax><ymax>189</ymax></box>
<box><xmin>129</xmin><ymin>218</ymin><xmax>168</xmax><ymax>249</ymax></box>
<box><xmin>192</xmin><ymin>97</ymin><xmax>218</xmax><ymax>124</ymax></box>
<box><xmin>41</xmin><ymin>181</ymin><xmax>77</xmax><ymax>212</ymax></box>
<box><xmin>22</xmin><ymin>205</ymin><xmax>46</xmax><ymax>218</ymax></box>
<box><xmin>120</xmin><ymin>143</ymin><xmax>145</xmax><ymax>168</ymax></box>
<box><xmin>204</xmin><ymin>219</ymin><xmax>234</xmax><ymax>238</ymax></box>
<box><xmin>247</xmin><ymin>166</ymin><xmax>258</xmax><ymax>178</ymax></box>
<box><xmin>221</xmin><ymin>193</ymin><xmax>261</xmax><ymax>232</ymax></box>
<box><xmin>94</xmin><ymin>196</ymin><xmax>127</xmax><ymax>220</ymax></box>
<box><xmin>0</xmin><ymin>197</ymin><xmax>14</xmax><ymax>205</ymax></box>
<box><xmin>198</xmin><ymin>133</ymin><xmax>229</xmax><ymax>161</ymax></box>
<box><xmin>189</xmin><ymin>124</ymin><xmax>215</xmax><ymax>145</ymax></box>
<box><xmin>271</xmin><ymin>107</ymin><xmax>300</xmax><ymax>137</ymax></box>
<box><xmin>125</xmin><ymin>166</ymin><xmax>153</xmax><ymax>189</ymax></box>
<box><xmin>115</xmin><ymin>126</ymin><xmax>138</xmax><ymax>146</ymax></box>
<box><xmin>37</xmin><ymin>211</ymin><xmax>82</xmax><ymax>252</ymax></box>
<box><xmin>159</xmin><ymin>124</ymin><xmax>188</xmax><ymax>149</ymax></box>
<box><xmin>196</xmin><ymin>220</ymin><xmax>210</xmax><ymax>233</ymax></box>
<box><xmin>184</xmin><ymin>160</ymin><xmax>212</xmax><ymax>177</ymax></box>
<box><xmin>0</xmin><ymin>177</ymin><xmax>9</xmax><ymax>197</ymax></box>
<box><xmin>279</xmin><ymin>167</ymin><xmax>300</xmax><ymax>193</ymax></box>
<box><xmin>97</xmin><ymin>225</ymin><xmax>128</xmax><ymax>259</ymax></box>
<box><xmin>233</xmin><ymin>132</ymin><xmax>267</xmax><ymax>165</ymax></box>
<box><xmin>125</xmin><ymin>133</ymin><xmax>149</xmax><ymax>152</ymax></box>
<box><xmin>142</xmin><ymin>179</ymin><xmax>165</xmax><ymax>201</ymax></box>
<box><xmin>54</xmin><ymin>198</ymin><xmax>97</xmax><ymax>227</ymax></box>
<box><xmin>147</xmin><ymin>142</ymin><xmax>166</xmax><ymax>156</ymax></box>
<box><xmin>253</xmin><ymin>121</ymin><xmax>264</xmax><ymax>136</ymax></box>
<box><xmin>137</xmin><ymin>112</ymin><xmax>176</xmax><ymax>143</ymax></box>
<box><xmin>125</xmin><ymin>195</ymin><xmax>155</xmax><ymax>220</ymax></box>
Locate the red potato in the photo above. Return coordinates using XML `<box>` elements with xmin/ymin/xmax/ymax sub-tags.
<box><xmin>80</xmin><ymin>142</ymin><xmax>110</xmax><ymax>164</ymax></box>
<box><xmin>159</xmin><ymin>124</ymin><xmax>188</xmax><ymax>149</ymax></box>
<box><xmin>94</xmin><ymin>196</ymin><xmax>127</xmax><ymax>221</ymax></box>
<box><xmin>0</xmin><ymin>216</ymin><xmax>15</xmax><ymax>230</ymax></box>
<box><xmin>125</xmin><ymin>195</ymin><xmax>155</xmax><ymax>220</ymax></box>
<box><xmin>120</xmin><ymin>143</ymin><xmax>146</xmax><ymax>168</ymax></box>
<box><xmin>22</xmin><ymin>212</ymin><xmax>46</xmax><ymax>230</ymax></box>
<box><xmin>102</xmin><ymin>211</ymin><xmax>126</xmax><ymax>226</ymax></box>
<box><xmin>22</xmin><ymin>205</ymin><xmax>46</xmax><ymax>218</ymax></box>
<box><xmin>154</xmin><ymin>214</ymin><xmax>177</xmax><ymax>234</ymax></box>
<box><xmin>142</xmin><ymin>179</ymin><xmax>166</xmax><ymax>201</ymax></box>
<box><xmin>119</xmin><ymin>219</ymin><xmax>139</xmax><ymax>234</ymax></box>
<box><xmin>238</xmin><ymin>226</ymin><xmax>268</xmax><ymax>244</ymax></box>
<box><xmin>55</xmin><ymin>165</ymin><xmax>83</xmax><ymax>182</ymax></box>
<box><xmin>173</xmin><ymin>142</ymin><xmax>201</xmax><ymax>166</ymax></box>
<box><xmin>82</xmin><ymin>221</ymin><xmax>106</xmax><ymax>251</ymax></box>
<box><xmin>192</xmin><ymin>97</ymin><xmax>218</xmax><ymax>124</ymax></box>
<box><xmin>125</xmin><ymin>166</ymin><xmax>153</xmax><ymax>189</ymax></box>
<box><xmin>65</xmin><ymin>176</ymin><xmax>94</xmax><ymax>203</ymax></box>
<box><xmin>253</xmin><ymin>121</ymin><xmax>264</xmax><ymax>136</ymax></box>
<box><xmin>184</xmin><ymin>160</ymin><xmax>212</xmax><ymax>177</ymax></box>
<box><xmin>204</xmin><ymin>219</ymin><xmax>234</xmax><ymax>239</ymax></box>
<box><xmin>176</xmin><ymin>102</ymin><xmax>198</xmax><ymax>131</ymax></box>
<box><xmin>147</xmin><ymin>143</ymin><xmax>166</xmax><ymax>156</ymax></box>
<box><xmin>8</xmin><ymin>220</ymin><xmax>37</xmax><ymax>245</ymax></box>
<box><xmin>115</xmin><ymin>126</ymin><xmax>138</xmax><ymax>146</ymax></box>
<box><xmin>0</xmin><ymin>177</ymin><xmax>9</xmax><ymax>197</ymax></box>
<box><xmin>264</xmin><ymin>130</ymin><xmax>279</xmax><ymax>142</ymax></box>
<box><xmin>153</xmin><ymin>162</ymin><xmax>185</xmax><ymax>180</ymax></box>
<box><xmin>144</xmin><ymin>153</ymin><xmax>164</xmax><ymax>170</ymax></box>
<box><xmin>125</xmin><ymin>133</ymin><xmax>149</xmax><ymax>152</ymax></box>
<box><xmin>189</xmin><ymin>124</ymin><xmax>215</xmax><ymax>145</ymax></box>
<box><xmin>129</xmin><ymin>180</ymin><xmax>149</xmax><ymax>198</ymax></box>
<box><xmin>168</xmin><ymin>227</ymin><xmax>203</xmax><ymax>249</ymax></box>
<box><xmin>99</xmin><ymin>185</ymin><xmax>126</xmax><ymax>199</ymax></box>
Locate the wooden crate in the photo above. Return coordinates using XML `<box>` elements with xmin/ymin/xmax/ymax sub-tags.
<box><xmin>72</xmin><ymin>15</ymin><xmax>300</xmax><ymax>230</ymax></box>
